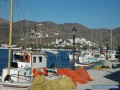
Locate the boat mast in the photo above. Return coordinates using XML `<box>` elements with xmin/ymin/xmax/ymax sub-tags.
<box><xmin>111</xmin><ymin>30</ymin><xmax>112</xmax><ymax>50</ymax></box>
<box><xmin>7</xmin><ymin>0</ymin><xmax>13</xmax><ymax>75</ymax></box>
<box><xmin>91</xmin><ymin>29</ymin><xmax>93</xmax><ymax>50</ymax></box>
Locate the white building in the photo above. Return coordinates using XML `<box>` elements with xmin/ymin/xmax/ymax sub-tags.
<box><xmin>56</xmin><ymin>39</ymin><xmax>62</xmax><ymax>44</ymax></box>
<box><xmin>1</xmin><ymin>44</ymin><xmax>8</xmax><ymax>48</ymax></box>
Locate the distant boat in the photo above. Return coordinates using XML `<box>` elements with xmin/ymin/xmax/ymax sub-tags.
<box><xmin>69</xmin><ymin>50</ymin><xmax>99</xmax><ymax>63</ymax></box>
<box><xmin>99</xmin><ymin>50</ymin><xmax>118</xmax><ymax>61</ymax></box>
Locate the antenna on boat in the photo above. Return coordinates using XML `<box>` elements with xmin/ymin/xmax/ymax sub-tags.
<box><xmin>7</xmin><ymin>0</ymin><xmax>13</xmax><ymax>75</ymax></box>
<box><xmin>34</xmin><ymin>24</ymin><xmax>38</xmax><ymax>49</ymax></box>
<box><xmin>91</xmin><ymin>29</ymin><xmax>93</xmax><ymax>50</ymax></box>
<box><xmin>38</xmin><ymin>23</ymin><xmax>43</xmax><ymax>50</ymax></box>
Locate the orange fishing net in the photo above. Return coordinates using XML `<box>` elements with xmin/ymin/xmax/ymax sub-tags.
<box><xmin>32</xmin><ymin>67</ymin><xmax>48</xmax><ymax>77</ymax></box>
<box><xmin>74</xmin><ymin>68</ymin><xmax>93</xmax><ymax>81</ymax></box>
<box><xmin>56</xmin><ymin>68</ymin><xmax>93</xmax><ymax>85</ymax></box>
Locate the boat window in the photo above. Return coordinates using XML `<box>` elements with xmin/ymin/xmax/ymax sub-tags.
<box><xmin>38</xmin><ymin>57</ymin><xmax>42</xmax><ymax>63</ymax></box>
<box><xmin>11</xmin><ymin>62</ymin><xmax>18</xmax><ymax>68</ymax></box>
<box><xmin>33</xmin><ymin>57</ymin><xmax>36</xmax><ymax>63</ymax></box>
<box><xmin>14</xmin><ymin>54</ymin><xmax>24</xmax><ymax>62</ymax></box>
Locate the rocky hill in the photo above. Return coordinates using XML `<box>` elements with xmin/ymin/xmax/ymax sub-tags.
<box><xmin>0</xmin><ymin>19</ymin><xmax>120</xmax><ymax>48</ymax></box>
<box><xmin>0</xmin><ymin>18</ymin><xmax>9</xmax><ymax>24</ymax></box>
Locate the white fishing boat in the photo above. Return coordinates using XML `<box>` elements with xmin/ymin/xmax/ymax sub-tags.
<box><xmin>0</xmin><ymin>49</ymin><xmax>48</xmax><ymax>88</ymax></box>
<box><xmin>96</xmin><ymin>50</ymin><xmax>119</xmax><ymax>61</ymax></box>
<box><xmin>0</xmin><ymin>0</ymin><xmax>48</xmax><ymax>88</ymax></box>
<box><xmin>69</xmin><ymin>50</ymin><xmax>99</xmax><ymax>63</ymax></box>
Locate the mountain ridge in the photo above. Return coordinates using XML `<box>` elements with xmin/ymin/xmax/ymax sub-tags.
<box><xmin>0</xmin><ymin>19</ymin><xmax>120</xmax><ymax>47</ymax></box>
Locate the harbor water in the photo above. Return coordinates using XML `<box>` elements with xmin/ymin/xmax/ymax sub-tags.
<box><xmin>0</xmin><ymin>49</ymin><xmax>72</xmax><ymax>75</ymax></box>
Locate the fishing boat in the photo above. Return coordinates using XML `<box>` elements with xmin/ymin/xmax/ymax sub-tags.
<box><xmin>69</xmin><ymin>50</ymin><xmax>99</xmax><ymax>63</ymax></box>
<box><xmin>0</xmin><ymin>0</ymin><xmax>48</xmax><ymax>88</ymax></box>
<box><xmin>0</xmin><ymin>49</ymin><xmax>48</xmax><ymax>88</ymax></box>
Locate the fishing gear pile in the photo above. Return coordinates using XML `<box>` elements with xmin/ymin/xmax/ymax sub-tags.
<box><xmin>30</xmin><ymin>75</ymin><xmax>76</xmax><ymax>90</ymax></box>
<box><xmin>30</xmin><ymin>68</ymin><xmax>93</xmax><ymax>90</ymax></box>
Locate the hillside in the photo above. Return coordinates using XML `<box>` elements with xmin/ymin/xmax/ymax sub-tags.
<box><xmin>0</xmin><ymin>18</ymin><xmax>9</xmax><ymax>24</ymax></box>
<box><xmin>0</xmin><ymin>19</ymin><xmax>120</xmax><ymax>48</ymax></box>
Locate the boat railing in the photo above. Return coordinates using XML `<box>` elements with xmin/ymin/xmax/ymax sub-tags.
<box><xmin>10</xmin><ymin>74</ymin><xmax>33</xmax><ymax>82</ymax></box>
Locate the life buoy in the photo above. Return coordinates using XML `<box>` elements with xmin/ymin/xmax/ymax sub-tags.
<box><xmin>23</xmin><ymin>52</ymin><xmax>30</xmax><ymax>62</ymax></box>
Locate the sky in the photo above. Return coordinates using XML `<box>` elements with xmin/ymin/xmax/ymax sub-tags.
<box><xmin>0</xmin><ymin>0</ymin><xmax>120</xmax><ymax>29</ymax></box>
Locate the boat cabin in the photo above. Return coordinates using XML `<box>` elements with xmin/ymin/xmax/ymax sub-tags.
<box><xmin>11</xmin><ymin>50</ymin><xmax>47</xmax><ymax>69</ymax></box>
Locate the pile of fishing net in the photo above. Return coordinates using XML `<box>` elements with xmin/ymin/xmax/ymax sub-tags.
<box><xmin>93</xmin><ymin>65</ymin><xmax>102</xmax><ymax>70</ymax></box>
<box><xmin>30</xmin><ymin>75</ymin><xmax>76</xmax><ymax>90</ymax></box>
<box><xmin>92</xmin><ymin>61</ymin><xmax>103</xmax><ymax>70</ymax></box>
<box><xmin>30</xmin><ymin>68</ymin><xmax>93</xmax><ymax>90</ymax></box>
<box><xmin>57</xmin><ymin>68</ymin><xmax>93</xmax><ymax>86</ymax></box>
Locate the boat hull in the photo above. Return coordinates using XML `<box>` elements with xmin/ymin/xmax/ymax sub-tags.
<box><xmin>0</xmin><ymin>81</ymin><xmax>31</xmax><ymax>88</ymax></box>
